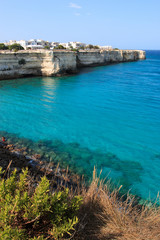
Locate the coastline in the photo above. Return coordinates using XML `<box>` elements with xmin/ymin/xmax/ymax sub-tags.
<box><xmin>1</xmin><ymin>139</ymin><xmax>160</xmax><ymax>240</ymax></box>
<box><xmin>1</xmin><ymin>50</ymin><xmax>160</xmax><ymax>239</ymax></box>
<box><xmin>0</xmin><ymin>140</ymin><xmax>81</xmax><ymax>189</ymax></box>
<box><xmin>0</xmin><ymin>131</ymin><xmax>146</xmax><ymax>204</ymax></box>
<box><xmin>0</xmin><ymin>49</ymin><xmax>146</xmax><ymax>80</ymax></box>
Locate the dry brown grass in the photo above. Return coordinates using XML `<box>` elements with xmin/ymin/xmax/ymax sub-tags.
<box><xmin>75</xmin><ymin>168</ymin><xmax>160</xmax><ymax>240</ymax></box>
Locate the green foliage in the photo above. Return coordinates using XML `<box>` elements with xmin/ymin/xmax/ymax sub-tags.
<box><xmin>0</xmin><ymin>43</ymin><xmax>8</xmax><ymax>50</ymax></box>
<box><xmin>50</xmin><ymin>217</ymin><xmax>78</xmax><ymax>239</ymax></box>
<box><xmin>71</xmin><ymin>48</ymin><xmax>78</xmax><ymax>52</ymax></box>
<box><xmin>85</xmin><ymin>44</ymin><xmax>99</xmax><ymax>50</ymax></box>
<box><xmin>87</xmin><ymin>44</ymin><xmax>94</xmax><ymax>49</ymax></box>
<box><xmin>93</xmin><ymin>45</ymin><xmax>99</xmax><ymax>49</ymax></box>
<box><xmin>78</xmin><ymin>46</ymin><xmax>85</xmax><ymax>50</ymax></box>
<box><xmin>8</xmin><ymin>43</ymin><xmax>24</xmax><ymax>51</ymax></box>
<box><xmin>30</xmin><ymin>237</ymin><xmax>44</xmax><ymax>240</ymax></box>
<box><xmin>44</xmin><ymin>46</ymin><xmax>50</xmax><ymax>50</ymax></box>
<box><xmin>0</xmin><ymin>168</ymin><xmax>82</xmax><ymax>239</ymax></box>
<box><xmin>0</xmin><ymin>225</ymin><xmax>25</xmax><ymax>240</ymax></box>
<box><xmin>49</xmin><ymin>188</ymin><xmax>82</xmax><ymax>239</ymax></box>
<box><xmin>18</xmin><ymin>58</ymin><xmax>26</xmax><ymax>65</ymax></box>
<box><xmin>24</xmin><ymin>176</ymin><xmax>50</xmax><ymax>220</ymax></box>
<box><xmin>114</xmin><ymin>48</ymin><xmax>119</xmax><ymax>50</ymax></box>
<box><xmin>54</xmin><ymin>45</ymin><xmax>66</xmax><ymax>49</ymax></box>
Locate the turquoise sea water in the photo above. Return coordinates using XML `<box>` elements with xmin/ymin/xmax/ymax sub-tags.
<box><xmin>0</xmin><ymin>50</ymin><xmax>160</xmax><ymax>200</ymax></box>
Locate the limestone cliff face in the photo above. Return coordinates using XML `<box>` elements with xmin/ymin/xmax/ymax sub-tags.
<box><xmin>0</xmin><ymin>50</ymin><xmax>77</xmax><ymax>80</ymax></box>
<box><xmin>0</xmin><ymin>49</ymin><xmax>145</xmax><ymax>80</ymax></box>
<box><xmin>77</xmin><ymin>50</ymin><xmax>146</xmax><ymax>67</ymax></box>
<box><xmin>41</xmin><ymin>51</ymin><xmax>77</xmax><ymax>76</ymax></box>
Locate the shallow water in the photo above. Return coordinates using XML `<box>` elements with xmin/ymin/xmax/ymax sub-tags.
<box><xmin>0</xmin><ymin>50</ymin><xmax>160</xmax><ymax>200</ymax></box>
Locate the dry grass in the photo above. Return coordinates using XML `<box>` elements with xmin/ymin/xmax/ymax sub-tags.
<box><xmin>75</xmin><ymin>167</ymin><xmax>160</xmax><ymax>240</ymax></box>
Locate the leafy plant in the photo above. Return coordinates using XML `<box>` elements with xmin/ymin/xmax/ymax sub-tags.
<box><xmin>0</xmin><ymin>168</ymin><xmax>82</xmax><ymax>239</ymax></box>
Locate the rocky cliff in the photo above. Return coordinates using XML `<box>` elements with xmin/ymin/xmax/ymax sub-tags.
<box><xmin>77</xmin><ymin>50</ymin><xmax>146</xmax><ymax>67</ymax></box>
<box><xmin>0</xmin><ymin>49</ymin><xmax>145</xmax><ymax>80</ymax></box>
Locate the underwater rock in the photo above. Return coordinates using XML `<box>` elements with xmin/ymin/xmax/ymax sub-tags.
<box><xmin>67</xmin><ymin>142</ymin><xmax>80</xmax><ymax>148</ymax></box>
<box><xmin>52</xmin><ymin>139</ymin><xmax>64</xmax><ymax>149</ymax></box>
<box><xmin>0</xmin><ymin>131</ymin><xmax>144</xmax><ymax>196</ymax></box>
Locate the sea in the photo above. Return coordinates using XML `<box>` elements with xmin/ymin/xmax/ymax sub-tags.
<box><xmin>0</xmin><ymin>50</ymin><xmax>160</xmax><ymax>201</ymax></box>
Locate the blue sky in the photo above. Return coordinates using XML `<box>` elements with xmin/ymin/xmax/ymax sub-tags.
<box><xmin>0</xmin><ymin>0</ymin><xmax>160</xmax><ymax>49</ymax></box>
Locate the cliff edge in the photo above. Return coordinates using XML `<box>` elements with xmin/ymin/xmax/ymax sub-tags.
<box><xmin>0</xmin><ymin>49</ymin><xmax>146</xmax><ymax>80</ymax></box>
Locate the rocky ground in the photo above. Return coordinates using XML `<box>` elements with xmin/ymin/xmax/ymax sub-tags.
<box><xmin>0</xmin><ymin>141</ymin><xmax>81</xmax><ymax>188</ymax></box>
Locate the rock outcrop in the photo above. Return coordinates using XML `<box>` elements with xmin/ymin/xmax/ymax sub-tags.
<box><xmin>0</xmin><ymin>49</ymin><xmax>145</xmax><ymax>80</ymax></box>
<box><xmin>77</xmin><ymin>50</ymin><xmax>146</xmax><ymax>67</ymax></box>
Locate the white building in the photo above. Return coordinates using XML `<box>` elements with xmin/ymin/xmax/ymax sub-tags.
<box><xmin>50</xmin><ymin>41</ymin><xmax>87</xmax><ymax>49</ymax></box>
<box><xmin>4</xmin><ymin>39</ymin><xmax>48</xmax><ymax>50</ymax></box>
<box><xmin>59</xmin><ymin>43</ymin><xmax>68</xmax><ymax>48</ymax></box>
<box><xmin>4</xmin><ymin>40</ymin><xmax>28</xmax><ymax>49</ymax></box>
<box><xmin>5</xmin><ymin>40</ymin><xmax>17</xmax><ymax>46</ymax></box>
<box><xmin>26</xmin><ymin>39</ymin><xmax>45</xmax><ymax>49</ymax></box>
<box><xmin>4</xmin><ymin>39</ymin><xmax>113</xmax><ymax>51</ymax></box>
<box><xmin>98</xmin><ymin>45</ymin><xmax>113</xmax><ymax>50</ymax></box>
<box><xmin>17</xmin><ymin>40</ymin><xmax>28</xmax><ymax>49</ymax></box>
<box><xmin>68</xmin><ymin>42</ymin><xmax>86</xmax><ymax>49</ymax></box>
<box><xmin>50</xmin><ymin>42</ymin><xmax>60</xmax><ymax>49</ymax></box>
<box><xmin>65</xmin><ymin>42</ymin><xmax>72</xmax><ymax>48</ymax></box>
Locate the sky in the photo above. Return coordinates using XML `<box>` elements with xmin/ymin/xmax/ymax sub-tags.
<box><xmin>0</xmin><ymin>0</ymin><xmax>160</xmax><ymax>50</ymax></box>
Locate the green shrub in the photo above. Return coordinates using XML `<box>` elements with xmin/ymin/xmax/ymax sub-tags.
<box><xmin>0</xmin><ymin>43</ymin><xmax>9</xmax><ymax>50</ymax></box>
<box><xmin>9</xmin><ymin>43</ymin><xmax>24</xmax><ymax>51</ymax></box>
<box><xmin>18</xmin><ymin>58</ymin><xmax>26</xmax><ymax>65</ymax></box>
<box><xmin>88</xmin><ymin>44</ymin><xmax>94</xmax><ymax>49</ymax></box>
<box><xmin>93</xmin><ymin>45</ymin><xmax>99</xmax><ymax>49</ymax></box>
<box><xmin>44</xmin><ymin>46</ymin><xmax>50</xmax><ymax>50</ymax></box>
<box><xmin>0</xmin><ymin>168</ymin><xmax>82</xmax><ymax>239</ymax></box>
<box><xmin>69</xmin><ymin>46</ymin><xmax>78</xmax><ymax>51</ymax></box>
<box><xmin>85</xmin><ymin>44</ymin><xmax>99</xmax><ymax>50</ymax></box>
<box><xmin>54</xmin><ymin>45</ymin><xmax>66</xmax><ymax>50</ymax></box>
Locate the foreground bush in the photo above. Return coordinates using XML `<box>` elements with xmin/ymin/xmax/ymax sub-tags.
<box><xmin>0</xmin><ymin>168</ymin><xmax>82</xmax><ymax>239</ymax></box>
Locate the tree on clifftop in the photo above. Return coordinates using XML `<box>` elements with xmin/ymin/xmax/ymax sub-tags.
<box><xmin>88</xmin><ymin>44</ymin><xmax>94</xmax><ymax>49</ymax></box>
<box><xmin>55</xmin><ymin>45</ymin><xmax>66</xmax><ymax>49</ymax></box>
<box><xmin>86</xmin><ymin>44</ymin><xmax>99</xmax><ymax>50</ymax></box>
<box><xmin>0</xmin><ymin>43</ymin><xmax>8</xmax><ymax>50</ymax></box>
<box><xmin>93</xmin><ymin>45</ymin><xmax>100</xmax><ymax>49</ymax></box>
<box><xmin>9</xmin><ymin>43</ymin><xmax>24</xmax><ymax>51</ymax></box>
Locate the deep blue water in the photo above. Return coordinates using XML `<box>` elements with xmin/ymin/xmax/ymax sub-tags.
<box><xmin>0</xmin><ymin>50</ymin><xmax>160</xmax><ymax>200</ymax></box>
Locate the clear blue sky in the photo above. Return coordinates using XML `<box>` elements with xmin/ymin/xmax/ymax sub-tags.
<box><xmin>0</xmin><ymin>0</ymin><xmax>160</xmax><ymax>49</ymax></box>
